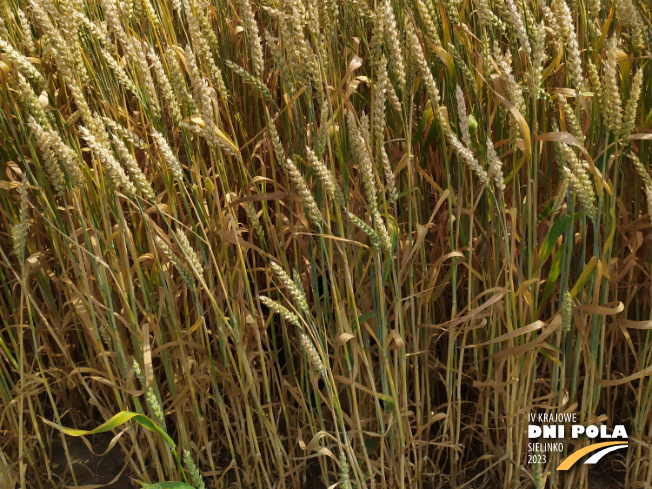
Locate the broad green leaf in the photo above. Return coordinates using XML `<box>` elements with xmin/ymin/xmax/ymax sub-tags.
<box><xmin>537</xmin><ymin>199</ymin><xmax>555</xmax><ymax>224</ymax></box>
<box><xmin>570</xmin><ymin>256</ymin><xmax>598</xmax><ymax>298</ymax></box>
<box><xmin>42</xmin><ymin>411</ymin><xmax>176</xmax><ymax>450</ymax></box>
<box><xmin>601</xmin><ymin>208</ymin><xmax>616</xmax><ymax>273</ymax></box>
<box><xmin>539</xmin><ymin>213</ymin><xmax>581</xmax><ymax>267</ymax></box>
<box><xmin>541</xmin><ymin>247</ymin><xmax>563</xmax><ymax>307</ymax></box>
<box><xmin>357</xmin><ymin>312</ymin><xmax>375</xmax><ymax>324</ymax></box>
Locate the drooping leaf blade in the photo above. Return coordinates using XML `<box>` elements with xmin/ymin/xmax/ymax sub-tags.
<box><xmin>41</xmin><ymin>411</ymin><xmax>176</xmax><ymax>450</ymax></box>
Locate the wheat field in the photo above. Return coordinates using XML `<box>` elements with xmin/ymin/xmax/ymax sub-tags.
<box><xmin>0</xmin><ymin>0</ymin><xmax>651</xmax><ymax>486</ymax></box>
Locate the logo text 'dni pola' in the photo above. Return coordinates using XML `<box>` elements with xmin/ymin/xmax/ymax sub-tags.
<box><xmin>527</xmin><ymin>413</ymin><xmax>628</xmax><ymax>471</ymax></box>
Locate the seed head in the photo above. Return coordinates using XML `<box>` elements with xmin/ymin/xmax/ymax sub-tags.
<box><xmin>154</xmin><ymin>235</ymin><xmax>196</xmax><ymax>287</ymax></box>
<box><xmin>174</xmin><ymin>229</ymin><xmax>204</xmax><ymax>280</ymax></box>
<box><xmin>623</xmin><ymin>68</ymin><xmax>643</xmax><ymax>138</ymax></box>
<box><xmin>380</xmin><ymin>0</ymin><xmax>405</xmax><ymax>89</ymax></box>
<box><xmin>299</xmin><ymin>332</ymin><xmax>326</xmax><ymax>376</ymax></box>
<box><xmin>604</xmin><ymin>37</ymin><xmax>623</xmax><ymax>135</ymax></box>
<box><xmin>561</xmin><ymin>291</ymin><xmax>573</xmax><ymax>333</ymax></box>
<box><xmin>258</xmin><ymin>295</ymin><xmax>301</xmax><ymax>327</ymax></box>
<box><xmin>145</xmin><ymin>388</ymin><xmax>166</xmax><ymax>427</ymax></box>
<box><xmin>183</xmin><ymin>450</ymin><xmax>206</xmax><ymax>489</ymax></box>
<box><xmin>151</xmin><ymin>130</ymin><xmax>184</xmax><ymax>180</ymax></box>
<box><xmin>270</xmin><ymin>261</ymin><xmax>309</xmax><ymax>313</ymax></box>
<box><xmin>284</xmin><ymin>158</ymin><xmax>323</xmax><ymax>226</ymax></box>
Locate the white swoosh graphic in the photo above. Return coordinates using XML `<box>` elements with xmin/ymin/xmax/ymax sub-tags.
<box><xmin>584</xmin><ymin>444</ymin><xmax>628</xmax><ymax>464</ymax></box>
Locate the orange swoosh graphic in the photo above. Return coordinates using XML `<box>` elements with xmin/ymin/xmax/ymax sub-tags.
<box><xmin>557</xmin><ymin>441</ymin><xmax>628</xmax><ymax>470</ymax></box>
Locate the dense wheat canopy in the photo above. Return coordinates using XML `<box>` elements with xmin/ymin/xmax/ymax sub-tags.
<box><xmin>0</xmin><ymin>0</ymin><xmax>651</xmax><ymax>486</ymax></box>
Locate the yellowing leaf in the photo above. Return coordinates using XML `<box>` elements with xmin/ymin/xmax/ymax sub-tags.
<box><xmin>41</xmin><ymin>411</ymin><xmax>176</xmax><ymax>450</ymax></box>
<box><xmin>500</xmin><ymin>96</ymin><xmax>531</xmax><ymax>160</ymax></box>
<box><xmin>428</xmin><ymin>42</ymin><xmax>455</xmax><ymax>76</ymax></box>
<box><xmin>186</xmin><ymin>116</ymin><xmax>240</xmax><ymax>154</ymax></box>
<box><xmin>570</xmin><ymin>256</ymin><xmax>598</xmax><ymax>298</ymax></box>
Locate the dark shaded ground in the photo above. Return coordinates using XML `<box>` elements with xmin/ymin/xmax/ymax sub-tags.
<box><xmin>48</xmin><ymin>433</ymin><xmax>131</xmax><ymax>488</ymax></box>
<box><xmin>587</xmin><ymin>461</ymin><xmax>627</xmax><ymax>489</ymax></box>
